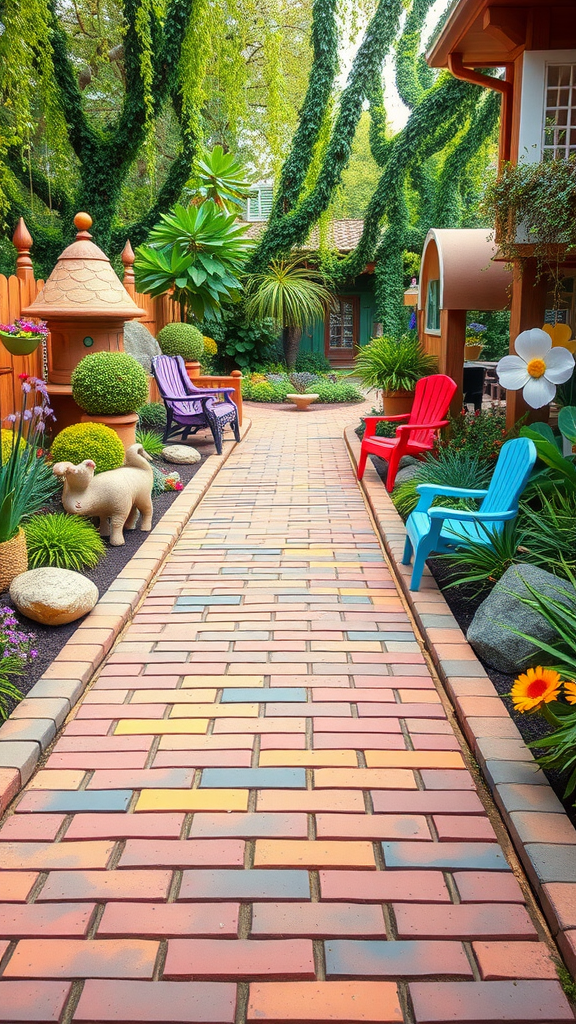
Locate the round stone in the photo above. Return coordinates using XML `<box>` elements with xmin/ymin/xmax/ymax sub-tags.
<box><xmin>10</xmin><ymin>568</ymin><xmax>99</xmax><ymax>626</ymax></box>
<box><xmin>162</xmin><ymin>445</ymin><xmax>202</xmax><ymax>464</ymax></box>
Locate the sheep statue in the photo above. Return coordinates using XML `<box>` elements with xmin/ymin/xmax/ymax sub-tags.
<box><xmin>53</xmin><ymin>443</ymin><xmax>154</xmax><ymax>546</ymax></box>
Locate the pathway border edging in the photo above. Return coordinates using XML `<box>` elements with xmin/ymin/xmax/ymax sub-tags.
<box><xmin>0</xmin><ymin>420</ymin><xmax>252</xmax><ymax>815</ymax></box>
<box><xmin>345</xmin><ymin>424</ymin><xmax>576</xmax><ymax>978</ymax></box>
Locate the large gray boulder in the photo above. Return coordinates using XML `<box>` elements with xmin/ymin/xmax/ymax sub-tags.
<box><xmin>124</xmin><ymin>320</ymin><xmax>161</xmax><ymax>373</ymax></box>
<box><xmin>467</xmin><ymin>564</ymin><xmax>576</xmax><ymax>675</ymax></box>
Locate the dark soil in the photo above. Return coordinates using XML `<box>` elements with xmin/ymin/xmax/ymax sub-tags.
<box><xmin>2</xmin><ymin>453</ymin><xmax>205</xmax><ymax>709</ymax></box>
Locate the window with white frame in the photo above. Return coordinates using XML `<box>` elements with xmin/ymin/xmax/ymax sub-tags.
<box><xmin>542</xmin><ymin>63</ymin><xmax>576</xmax><ymax>160</ymax></box>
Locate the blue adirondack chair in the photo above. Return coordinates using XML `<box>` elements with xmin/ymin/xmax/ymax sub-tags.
<box><xmin>402</xmin><ymin>437</ymin><xmax>537</xmax><ymax>591</ymax></box>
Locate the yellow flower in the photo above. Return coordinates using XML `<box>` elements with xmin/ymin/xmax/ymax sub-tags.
<box><xmin>203</xmin><ymin>336</ymin><xmax>218</xmax><ymax>356</ymax></box>
<box><xmin>510</xmin><ymin>666</ymin><xmax>562</xmax><ymax>713</ymax></box>
<box><xmin>564</xmin><ymin>681</ymin><xmax>576</xmax><ymax>705</ymax></box>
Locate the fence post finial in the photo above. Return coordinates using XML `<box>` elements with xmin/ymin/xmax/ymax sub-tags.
<box><xmin>121</xmin><ymin>239</ymin><xmax>136</xmax><ymax>296</ymax></box>
<box><xmin>13</xmin><ymin>218</ymin><xmax>34</xmax><ymax>283</ymax></box>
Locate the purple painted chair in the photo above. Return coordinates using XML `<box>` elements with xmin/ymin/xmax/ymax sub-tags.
<box><xmin>151</xmin><ymin>355</ymin><xmax>240</xmax><ymax>455</ymax></box>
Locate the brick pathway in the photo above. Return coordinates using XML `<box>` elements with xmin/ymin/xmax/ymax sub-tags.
<box><xmin>0</xmin><ymin>402</ymin><xmax>573</xmax><ymax>1023</ymax></box>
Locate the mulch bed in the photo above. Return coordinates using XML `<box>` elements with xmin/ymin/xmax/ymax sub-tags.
<box><xmin>2</xmin><ymin>453</ymin><xmax>205</xmax><ymax>708</ymax></box>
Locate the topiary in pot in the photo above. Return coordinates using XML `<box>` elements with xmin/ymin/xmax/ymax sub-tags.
<box><xmin>157</xmin><ymin>323</ymin><xmax>204</xmax><ymax>362</ymax></box>
<box><xmin>71</xmin><ymin>352</ymin><xmax>149</xmax><ymax>416</ymax></box>
<box><xmin>51</xmin><ymin>422</ymin><xmax>125</xmax><ymax>474</ymax></box>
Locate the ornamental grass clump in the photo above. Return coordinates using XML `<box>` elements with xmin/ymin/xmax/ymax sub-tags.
<box><xmin>135</xmin><ymin>429</ymin><xmax>165</xmax><ymax>459</ymax></box>
<box><xmin>0</xmin><ymin>375</ymin><xmax>58</xmax><ymax>545</ymax></box>
<box><xmin>71</xmin><ymin>352</ymin><xmax>149</xmax><ymax>416</ymax></box>
<box><xmin>355</xmin><ymin>336</ymin><xmax>437</xmax><ymax>394</ymax></box>
<box><xmin>24</xmin><ymin>514</ymin><xmax>105</xmax><ymax>571</ymax></box>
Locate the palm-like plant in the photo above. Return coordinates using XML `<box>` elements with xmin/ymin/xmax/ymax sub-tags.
<box><xmin>245</xmin><ymin>258</ymin><xmax>335</xmax><ymax>368</ymax></box>
<box><xmin>355</xmin><ymin>335</ymin><xmax>437</xmax><ymax>393</ymax></box>
<box><xmin>134</xmin><ymin>201</ymin><xmax>253</xmax><ymax>321</ymax></box>
<box><xmin>192</xmin><ymin>146</ymin><xmax>253</xmax><ymax>210</ymax></box>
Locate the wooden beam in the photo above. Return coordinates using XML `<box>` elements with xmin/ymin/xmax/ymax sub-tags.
<box><xmin>483</xmin><ymin>7</ymin><xmax>527</xmax><ymax>51</ymax></box>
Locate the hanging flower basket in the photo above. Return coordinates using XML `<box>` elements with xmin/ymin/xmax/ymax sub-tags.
<box><xmin>0</xmin><ymin>319</ymin><xmax>48</xmax><ymax>358</ymax></box>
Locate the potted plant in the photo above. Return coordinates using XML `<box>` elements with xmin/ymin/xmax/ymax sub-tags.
<box><xmin>71</xmin><ymin>351</ymin><xmax>149</xmax><ymax>450</ymax></box>
<box><xmin>157</xmin><ymin>323</ymin><xmax>205</xmax><ymax>380</ymax></box>
<box><xmin>0</xmin><ymin>319</ymin><xmax>48</xmax><ymax>357</ymax></box>
<box><xmin>0</xmin><ymin>375</ymin><xmax>58</xmax><ymax>590</ymax></box>
<box><xmin>465</xmin><ymin>322</ymin><xmax>486</xmax><ymax>361</ymax></box>
<box><xmin>355</xmin><ymin>335</ymin><xmax>438</xmax><ymax>415</ymax></box>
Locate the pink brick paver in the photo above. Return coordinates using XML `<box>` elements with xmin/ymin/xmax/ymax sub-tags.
<box><xmin>0</xmin><ymin>402</ymin><xmax>572</xmax><ymax>1022</ymax></box>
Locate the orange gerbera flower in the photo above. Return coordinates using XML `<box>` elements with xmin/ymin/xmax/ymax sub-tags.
<box><xmin>564</xmin><ymin>681</ymin><xmax>576</xmax><ymax>705</ymax></box>
<box><xmin>510</xmin><ymin>666</ymin><xmax>562</xmax><ymax>713</ymax></box>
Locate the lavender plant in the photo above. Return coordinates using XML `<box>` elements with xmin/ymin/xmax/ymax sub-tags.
<box><xmin>0</xmin><ymin>606</ymin><xmax>38</xmax><ymax>718</ymax></box>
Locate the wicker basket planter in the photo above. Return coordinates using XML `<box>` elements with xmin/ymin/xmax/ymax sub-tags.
<box><xmin>0</xmin><ymin>528</ymin><xmax>28</xmax><ymax>592</ymax></box>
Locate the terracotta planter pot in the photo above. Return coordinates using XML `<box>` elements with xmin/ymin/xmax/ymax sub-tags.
<box><xmin>0</xmin><ymin>528</ymin><xmax>27</xmax><ymax>593</ymax></box>
<box><xmin>382</xmin><ymin>389</ymin><xmax>414</xmax><ymax>416</ymax></box>
<box><xmin>0</xmin><ymin>332</ymin><xmax>42</xmax><ymax>357</ymax></box>
<box><xmin>80</xmin><ymin>412</ymin><xmax>138</xmax><ymax>451</ymax></box>
<box><xmin>464</xmin><ymin>343</ymin><xmax>484</xmax><ymax>361</ymax></box>
<box><xmin>185</xmin><ymin>361</ymin><xmax>201</xmax><ymax>380</ymax></box>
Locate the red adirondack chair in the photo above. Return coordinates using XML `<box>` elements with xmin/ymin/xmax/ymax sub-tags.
<box><xmin>357</xmin><ymin>374</ymin><xmax>457</xmax><ymax>492</ymax></box>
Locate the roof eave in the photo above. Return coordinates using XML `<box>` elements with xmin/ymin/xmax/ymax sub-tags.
<box><xmin>425</xmin><ymin>0</ymin><xmax>480</xmax><ymax>69</ymax></box>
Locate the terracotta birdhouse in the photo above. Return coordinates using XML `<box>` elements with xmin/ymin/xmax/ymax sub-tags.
<box><xmin>22</xmin><ymin>212</ymin><xmax>144</xmax><ymax>385</ymax></box>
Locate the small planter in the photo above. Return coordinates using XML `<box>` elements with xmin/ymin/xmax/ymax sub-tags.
<box><xmin>286</xmin><ymin>393</ymin><xmax>319</xmax><ymax>411</ymax></box>
<box><xmin>465</xmin><ymin>343</ymin><xmax>484</xmax><ymax>361</ymax></box>
<box><xmin>185</xmin><ymin>361</ymin><xmax>202</xmax><ymax>381</ymax></box>
<box><xmin>80</xmin><ymin>412</ymin><xmax>138</xmax><ymax>451</ymax></box>
<box><xmin>0</xmin><ymin>332</ymin><xmax>42</xmax><ymax>357</ymax></box>
<box><xmin>0</xmin><ymin>528</ymin><xmax>27</xmax><ymax>592</ymax></box>
<box><xmin>382</xmin><ymin>389</ymin><xmax>414</xmax><ymax>416</ymax></box>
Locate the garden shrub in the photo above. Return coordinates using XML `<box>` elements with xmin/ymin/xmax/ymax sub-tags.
<box><xmin>138</xmin><ymin>402</ymin><xmax>167</xmax><ymax>431</ymax></box>
<box><xmin>209</xmin><ymin>306</ymin><xmax>279</xmax><ymax>370</ymax></box>
<box><xmin>71</xmin><ymin>352</ymin><xmax>149</xmax><ymax>415</ymax></box>
<box><xmin>435</xmin><ymin>407</ymin><xmax>514</xmax><ymax>462</ymax></box>
<box><xmin>356</xmin><ymin>412</ymin><xmax>397</xmax><ymax>440</ymax></box>
<box><xmin>24</xmin><ymin>513</ymin><xmax>105</xmax><ymax>571</ymax></box>
<box><xmin>0</xmin><ymin>606</ymin><xmax>36</xmax><ymax>719</ymax></box>
<box><xmin>0</xmin><ymin>428</ymin><xmax>26</xmax><ymax>463</ymax></box>
<box><xmin>157</xmin><ymin>322</ymin><xmax>205</xmax><ymax>361</ymax></box>
<box><xmin>294</xmin><ymin>352</ymin><xmax>331</xmax><ymax>373</ymax></box>
<box><xmin>203</xmin><ymin>336</ymin><xmax>218</xmax><ymax>357</ymax></box>
<box><xmin>309</xmin><ymin>379</ymin><xmax>364</xmax><ymax>403</ymax></box>
<box><xmin>51</xmin><ymin>422</ymin><xmax>125</xmax><ymax>474</ymax></box>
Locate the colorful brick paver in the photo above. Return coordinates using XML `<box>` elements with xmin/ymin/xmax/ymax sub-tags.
<box><xmin>0</xmin><ymin>402</ymin><xmax>574</xmax><ymax>1023</ymax></box>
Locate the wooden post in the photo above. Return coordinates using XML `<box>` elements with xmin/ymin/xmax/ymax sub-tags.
<box><xmin>441</xmin><ymin>308</ymin><xmax>467</xmax><ymax>415</ymax></box>
<box><xmin>13</xmin><ymin>218</ymin><xmax>34</xmax><ymax>284</ymax></box>
<box><xmin>121</xmin><ymin>239</ymin><xmax>136</xmax><ymax>298</ymax></box>
<box><xmin>231</xmin><ymin>369</ymin><xmax>243</xmax><ymax>425</ymax></box>
<box><xmin>506</xmin><ymin>257</ymin><xmax>549</xmax><ymax>429</ymax></box>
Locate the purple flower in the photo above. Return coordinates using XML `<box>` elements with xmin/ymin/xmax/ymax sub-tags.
<box><xmin>23</xmin><ymin>410</ymin><xmax>32</xmax><ymax>420</ymax></box>
<box><xmin>5</xmin><ymin>413</ymin><xmax>17</xmax><ymax>423</ymax></box>
<box><xmin>22</xmin><ymin>383</ymin><xmax>31</xmax><ymax>394</ymax></box>
<box><xmin>408</xmin><ymin>311</ymin><xmax>417</xmax><ymax>331</ymax></box>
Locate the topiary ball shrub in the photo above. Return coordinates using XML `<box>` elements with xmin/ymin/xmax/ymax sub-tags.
<box><xmin>138</xmin><ymin>401</ymin><xmax>167</xmax><ymax>431</ymax></box>
<box><xmin>157</xmin><ymin>322</ymin><xmax>204</xmax><ymax>361</ymax></box>
<box><xmin>24</xmin><ymin>513</ymin><xmax>105</xmax><ymax>571</ymax></box>
<box><xmin>51</xmin><ymin>422</ymin><xmax>125</xmax><ymax>474</ymax></box>
<box><xmin>1</xmin><ymin>428</ymin><xmax>27</xmax><ymax>463</ymax></box>
<box><xmin>295</xmin><ymin>352</ymin><xmax>331</xmax><ymax>373</ymax></box>
<box><xmin>71</xmin><ymin>352</ymin><xmax>149</xmax><ymax>415</ymax></box>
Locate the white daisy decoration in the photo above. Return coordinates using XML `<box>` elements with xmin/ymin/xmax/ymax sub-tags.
<box><xmin>497</xmin><ymin>328</ymin><xmax>575</xmax><ymax>409</ymax></box>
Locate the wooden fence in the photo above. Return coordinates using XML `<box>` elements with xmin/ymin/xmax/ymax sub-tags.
<box><xmin>0</xmin><ymin>222</ymin><xmax>242</xmax><ymax>425</ymax></box>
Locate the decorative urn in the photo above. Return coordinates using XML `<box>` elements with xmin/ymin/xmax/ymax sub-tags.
<box><xmin>21</xmin><ymin>213</ymin><xmax>144</xmax><ymax>384</ymax></box>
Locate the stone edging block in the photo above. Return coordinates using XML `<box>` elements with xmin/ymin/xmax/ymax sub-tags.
<box><xmin>0</xmin><ymin>420</ymin><xmax>251</xmax><ymax>815</ymax></box>
<box><xmin>345</xmin><ymin>424</ymin><xmax>576</xmax><ymax>978</ymax></box>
